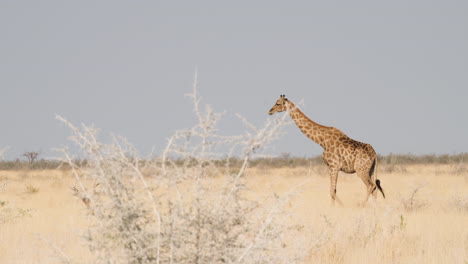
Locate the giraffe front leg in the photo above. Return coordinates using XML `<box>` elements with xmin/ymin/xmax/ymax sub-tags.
<box><xmin>328</xmin><ymin>166</ymin><xmax>343</xmax><ymax>206</ymax></box>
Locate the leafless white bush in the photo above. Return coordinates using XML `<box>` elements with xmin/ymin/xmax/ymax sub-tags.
<box><xmin>0</xmin><ymin>146</ymin><xmax>9</xmax><ymax>160</ymax></box>
<box><xmin>57</xmin><ymin>73</ymin><xmax>307</xmax><ymax>263</ymax></box>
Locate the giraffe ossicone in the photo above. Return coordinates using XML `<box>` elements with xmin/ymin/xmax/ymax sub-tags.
<box><xmin>269</xmin><ymin>95</ymin><xmax>385</xmax><ymax>206</ymax></box>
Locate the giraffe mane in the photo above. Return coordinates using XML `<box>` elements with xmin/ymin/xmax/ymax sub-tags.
<box><xmin>288</xmin><ymin>101</ymin><xmax>332</xmax><ymax>129</ymax></box>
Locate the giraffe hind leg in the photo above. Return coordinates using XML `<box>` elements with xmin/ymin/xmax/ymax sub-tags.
<box><xmin>371</xmin><ymin>185</ymin><xmax>378</xmax><ymax>198</ymax></box>
<box><xmin>358</xmin><ymin>170</ymin><xmax>376</xmax><ymax>206</ymax></box>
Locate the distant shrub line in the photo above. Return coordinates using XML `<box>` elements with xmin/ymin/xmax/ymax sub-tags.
<box><xmin>0</xmin><ymin>153</ymin><xmax>466</xmax><ymax>171</ymax></box>
<box><xmin>0</xmin><ymin>160</ymin><xmax>67</xmax><ymax>170</ymax></box>
<box><xmin>248</xmin><ymin>153</ymin><xmax>468</xmax><ymax>168</ymax></box>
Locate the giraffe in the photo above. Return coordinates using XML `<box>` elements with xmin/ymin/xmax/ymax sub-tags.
<box><xmin>268</xmin><ymin>95</ymin><xmax>385</xmax><ymax>205</ymax></box>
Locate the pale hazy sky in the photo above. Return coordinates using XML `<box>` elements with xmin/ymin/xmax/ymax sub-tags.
<box><xmin>1</xmin><ymin>1</ymin><xmax>467</xmax><ymax>160</ymax></box>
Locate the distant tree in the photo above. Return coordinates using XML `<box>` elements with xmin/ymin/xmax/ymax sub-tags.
<box><xmin>22</xmin><ymin>151</ymin><xmax>39</xmax><ymax>163</ymax></box>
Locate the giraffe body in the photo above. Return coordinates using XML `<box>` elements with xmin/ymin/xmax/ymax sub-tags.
<box><xmin>269</xmin><ymin>95</ymin><xmax>384</xmax><ymax>205</ymax></box>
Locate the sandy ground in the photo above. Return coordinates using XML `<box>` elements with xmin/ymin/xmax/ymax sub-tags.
<box><xmin>0</xmin><ymin>165</ymin><xmax>466</xmax><ymax>263</ymax></box>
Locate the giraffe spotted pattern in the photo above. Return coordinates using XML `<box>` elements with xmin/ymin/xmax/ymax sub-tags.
<box><xmin>269</xmin><ymin>95</ymin><xmax>385</xmax><ymax>205</ymax></box>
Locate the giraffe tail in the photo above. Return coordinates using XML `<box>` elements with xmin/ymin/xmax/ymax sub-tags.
<box><xmin>371</xmin><ymin>158</ymin><xmax>385</xmax><ymax>198</ymax></box>
<box><xmin>376</xmin><ymin>179</ymin><xmax>385</xmax><ymax>198</ymax></box>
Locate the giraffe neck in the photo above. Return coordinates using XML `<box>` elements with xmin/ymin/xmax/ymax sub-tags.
<box><xmin>286</xmin><ymin>101</ymin><xmax>333</xmax><ymax>149</ymax></box>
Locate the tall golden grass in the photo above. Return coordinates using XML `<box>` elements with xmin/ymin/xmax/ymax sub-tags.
<box><xmin>2</xmin><ymin>82</ymin><xmax>465</xmax><ymax>263</ymax></box>
<box><xmin>0</xmin><ymin>164</ymin><xmax>466</xmax><ymax>263</ymax></box>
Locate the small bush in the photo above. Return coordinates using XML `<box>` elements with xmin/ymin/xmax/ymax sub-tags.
<box><xmin>400</xmin><ymin>185</ymin><xmax>426</xmax><ymax>211</ymax></box>
<box><xmin>24</xmin><ymin>183</ymin><xmax>39</xmax><ymax>194</ymax></box>
<box><xmin>451</xmin><ymin>195</ymin><xmax>468</xmax><ymax>212</ymax></box>
<box><xmin>0</xmin><ymin>206</ymin><xmax>31</xmax><ymax>224</ymax></box>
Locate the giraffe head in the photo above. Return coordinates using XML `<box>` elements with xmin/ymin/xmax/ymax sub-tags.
<box><xmin>268</xmin><ymin>95</ymin><xmax>289</xmax><ymax>115</ymax></box>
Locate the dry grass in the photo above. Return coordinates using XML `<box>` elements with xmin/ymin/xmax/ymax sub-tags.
<box><xmin>2</xmin><ymin>80</ymin><xmax>466</xmax><ymax>263</ymax></box>
<box><xmin>0</xmin><ymin>164</ymin><xmax>466</xmax><ymax>263</ymax></box>
<box><xmin>0</xmin><ymin>170</ymin><xmax>91</xmax><ymax>263</ymax></box>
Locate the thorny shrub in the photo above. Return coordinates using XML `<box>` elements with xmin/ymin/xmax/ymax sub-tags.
<box><xmin>58</xmin><ymin>74</ymin><xmax>307</xmax><ymax>264</ymax></box>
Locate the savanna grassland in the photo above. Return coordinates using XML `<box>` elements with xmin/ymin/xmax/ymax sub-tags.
<box><xmin>1</xmin><ymin>89</ymin><xmax>466</xmax><ymax>263</ymax></box>
<box><xmin>0</xmin><ymin>160</ymin><xmax>466</xmax><ymax>264</ymax></box>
